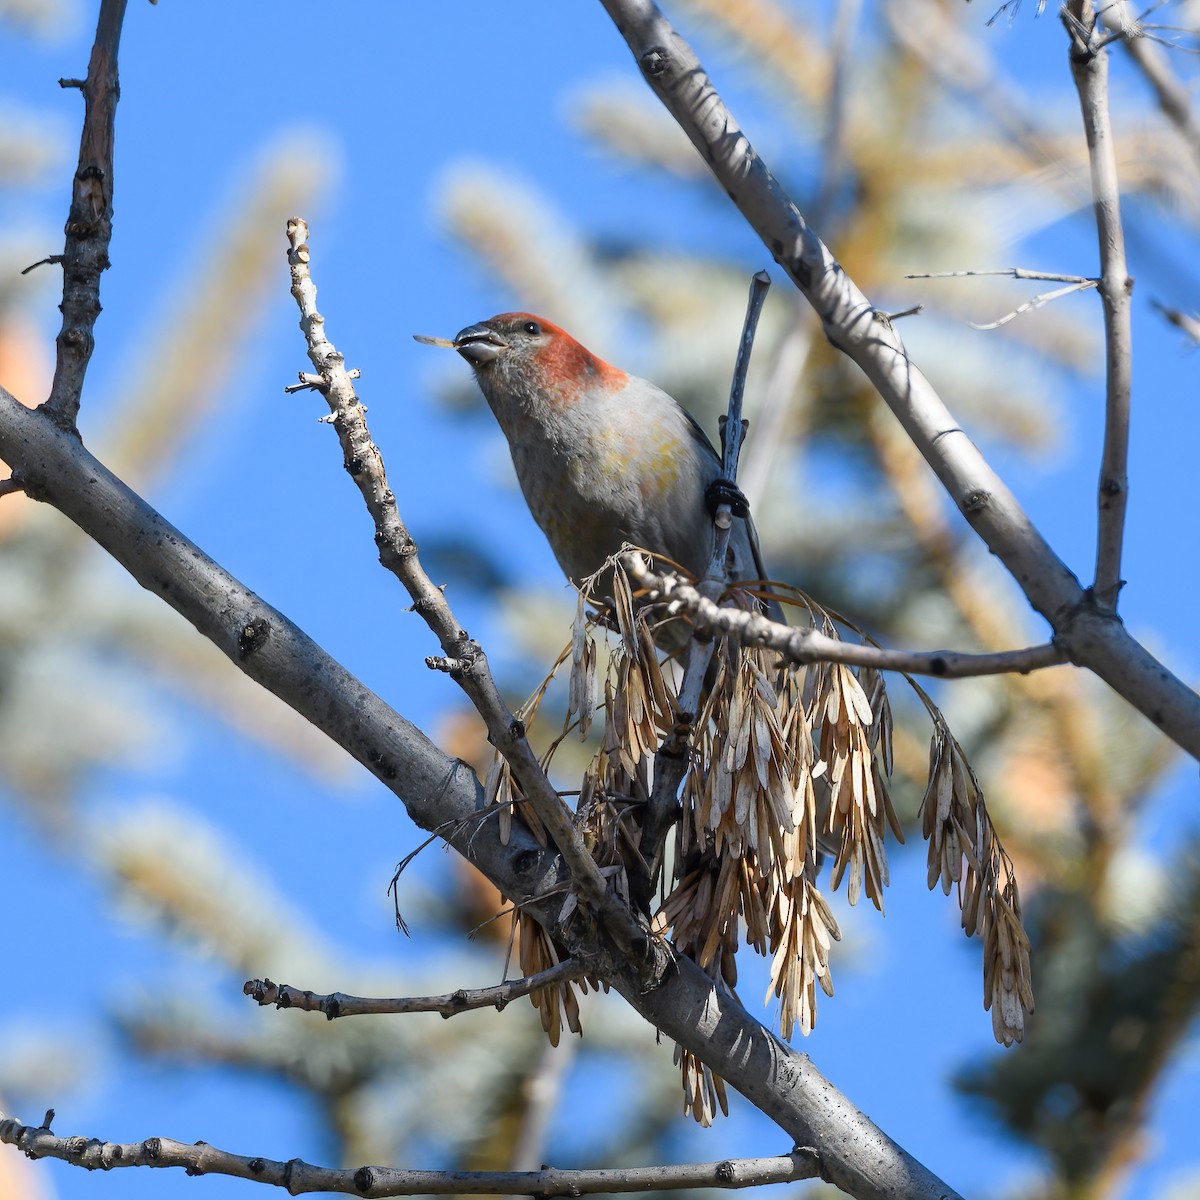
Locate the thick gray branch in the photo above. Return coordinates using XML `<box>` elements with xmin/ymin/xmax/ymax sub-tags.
<box><xmin>597</xmin><ymin>0</ymin><xmax>1200</xmax><ymax>760</ymax></box>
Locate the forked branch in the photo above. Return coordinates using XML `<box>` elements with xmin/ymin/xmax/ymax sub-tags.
<box><xmin>597</xmin><ymin>0</ymin><xmax>1200</xmax><ymax>758</ymax></box>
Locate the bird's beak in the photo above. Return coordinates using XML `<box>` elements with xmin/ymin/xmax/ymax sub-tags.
<box><xmin>453</xmin><ymin>324</ymin><xmax>508</xmax><ymax>367</ymax></box>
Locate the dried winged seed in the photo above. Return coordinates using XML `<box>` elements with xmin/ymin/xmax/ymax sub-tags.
<box><xmin>877</xmin><ymin>764</ymin><xmax>906</xmax><ymax>843</ymax></box>
<box><xmin>710</xmin><ymin>762</ymin><xmax>732</xmax><ymax>829</ymax></box>
<box><xmin>995</xmin><ymin>901</ymin><xmax>1015</xmax><ymax>970</ymax></box>
<box><xmin>842</xmin><ymin>666</ymin><xmax>875</xmax><ymax>726</ymax></box>
<box><xmin>858</xmin><ymin>748</ymin><xmax>879</xmax><ymax>818</ymax></box>
<box><xmin>569</xmin><ymin>592</ymin><xmax>589</xmax><ymax>698</ymax></box>
<box><xmin>990</xmin><ymin>1000</ymin><xmax>1011</xmax><ymax>1046</ymax></box>
<box><xmin>844</xmin><ymin>848</ymin><xmax>863</xmax><ymax>907</ymax></box>
<box><xmin>862</xmin><ymin>841</ymin><xmax>883</xmax><ymax>910</ymax></box>
<box><xmin>712</xmin><ymin>1069</ymin><xmax>729</xmax><ymax>1118</ymax></box>
<box><xmin>1018</xmin><ymin>963</ymin><xmax>1035</xmax><ymax>1012</ymax></box>
<box><xmin>730</xmin><ymin>683</ymin><xmax>751</xmax><ymax>772</ymax></box>
<box><xmin>867</xmin><ymin>818</ymin><xmax>890</xmax><ymax>889</ymax></box>
<box><xmin>926</xmin><ymin>840</ymin><xmax>942</xmax><ymax>892</ymax></box>
<box><xmin>999</xmin><ymin>894</ymin><xmax>1032</xmax><ymax>951</ymax></box>
<box><xmin>751</xmin><ymin>660</ymin><xmax>780</xmax><ymax>708</ymax></box>
<box><xmin>563</xmin><ymin>981</ymin><xmax>582</xmax><ymax>1036</ymax></box>
<box><xmin>950</xmin><ymin>744</ymin><xmax>972</xmax><ymax>809</ymax></box>
<box><xmin>960</xmin><ymin>872</ymin><xmax>982</xmax><ymax>935</ymax></box>
<box><xmin>822</xmin><ymin>676</ymin><xmax>842</xmax><ymax>728</ymax></box>
<box><xmin>951</xmin><ymin>814</ymin><xmax>983</xmax><ymax>875</ymax></box>
<box><xmin>935</xmin><ymin>750</ymin><xmax>954</xmax><ymax>828</ymax></box>
<box><xmin>617</xmin><ymin>744</ymin><xmax>641</xmax><ymax>782</ymax></box>
<box><xmin>612</xmin><ymin>567</ymin><xmax>638</xmax><ymax>654</ymax></box>
<box><xmin>638</xmin><ymin>624</ymin><xmax>674</xmax><ymax>723</ymax></box>
<box><xmin>483</xmin><ymin>753</ymin><xmax>505</xmax><ymax>807</ymax></box>
<box><xmin>919</xmin><ymin>761</ymin><xmax>940</xmax><ymax>839</ymax></box>
<box><xmin>751</xmin><ymin>704</ymin><xmax>773</xmax><ymax>790</ymax></box>
<box><xmin>876</xmin><ymin>691</ymin><xmax>894</xmax><ymax>775</ymax></box>
<box><xmin>581</xmin><ymin>641</ymin><xmax>597</xmax><ymax>738</ymax></box>
<box><xmin>939</xmin><ymin>839</ymin><xmax>957</xmax><ymax>894</ymax></box>
<box><xmin>810</xmin><ymin>884</ymin><xmax>842</xmax><ymax>942</ymax></box>
<box><xmin>625</xmin><ymin>666</ymin><xmax>646</xmax><ymax>738</ymax></box>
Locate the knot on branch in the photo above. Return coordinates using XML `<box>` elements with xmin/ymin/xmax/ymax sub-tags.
<box><xmin>237</xmin><ymin>617</ymin><xmax>272</xmax><ymax>660</ymax></box>
<box><xmin>640</xmin><ymin>46</ymin><xmax>669</xmax><ymax>76</ymax></box>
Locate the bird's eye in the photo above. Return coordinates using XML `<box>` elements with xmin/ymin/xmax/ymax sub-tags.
<box><xmin>522</xmin><ymin>320</ymin><xmax>541</xmax><ymax>336</ymax></box>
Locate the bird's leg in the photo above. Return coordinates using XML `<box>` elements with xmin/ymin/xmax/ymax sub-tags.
<box><xmin>704</xmin><ymin>477</ymin><xmax>750</xmax><ymax>520</ymax></box>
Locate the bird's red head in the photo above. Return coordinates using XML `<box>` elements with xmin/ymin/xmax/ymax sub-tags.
<box><xmin>453</xmin><ymin>313</ymin><xmax>627</xmax><ymax>407</ymax></box>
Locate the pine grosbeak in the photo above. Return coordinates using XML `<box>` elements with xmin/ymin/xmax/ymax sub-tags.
<box><xmin>452</xmin><ymin>312</ymin><xmax>776</xmax><ymax>613</ymax></box>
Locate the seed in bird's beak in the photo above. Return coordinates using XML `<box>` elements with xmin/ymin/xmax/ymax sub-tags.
<box><xmin>412</xmin><ymin>334</ymin><xmax>457</xmax><ymax>348</ymax></box>
<box><xmin>452</xmin><ymin>324</ymin><xmax>509</xmax><ymax>367</ymax></box>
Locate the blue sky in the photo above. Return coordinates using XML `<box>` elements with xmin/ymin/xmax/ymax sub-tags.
<box><xmin>2</xmin><ymin>3</ymin><xmax>1199</xmax><ymax>1199</ymax></box>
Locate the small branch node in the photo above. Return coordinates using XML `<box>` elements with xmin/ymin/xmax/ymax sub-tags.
<box><xmin>20</xmin><ymin>255</ymin><xmax>64</xmax><ymax>276</ymax></box>
<box><xmin>284</xmin><ymin>372</ymin><xmax>326</xmax><ymax>395</ymax></box>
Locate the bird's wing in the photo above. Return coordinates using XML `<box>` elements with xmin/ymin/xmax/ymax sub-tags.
<box><xmin>680</xmin><ymin>407</ymin><xmax>723</xmax><ymax>467</ymax></box>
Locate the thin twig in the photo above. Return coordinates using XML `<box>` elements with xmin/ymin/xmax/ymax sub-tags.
<box><xmin>970</xmin><ymin>280</ymin><xmax>1098</xmax><ymax>330</ymax></box>
<box><xmin>1066</xmin><ymin>1</ymin><xmax>1134</xmax><ymax>610</ymax></box>
<box><xmin>43</xmin><ymin>0</ymin><xmax>128</xmax><ymax>424</ymax></box>
<box><xmin>634</xmin><ymin>272</ymin><xmax>770</xmax><ymax>908</ymax></box>
<box><xmin>20</xmin><ymin>255</ymin><xmax>63</xmax><ymax>276</ymax></box>
<box><xmin>905</xmin><ymin>267</ymin><xmax>1096</xmax><ymax>285</ymax></box>
<box><xmin>598</xmin><ymin>0</ymin><xmax>1200</xmax><ymax>758</ymax></box>
<box><xmin>283</xmin><ymin>221</ymin><xmax>659</xmax><ymax>971</ymax></box>
<box><xmin>0</xmin><ymin>1117</ymin><xmax>818</xmax><ymax>1196</ymax></box>
<box><xmin>628</xmin><ymin>557</ymin><xmax>1066</xmax><ymax>679</ymax></box>
<box><xmin>0</xmin><ymin>476</ymin><xmax>26</xmax><ymax>499</ymax></box>
<box><xmin>242</xmin><ymin>961</ymin><xmax>585</xmax><ymax>1019</ymax></box>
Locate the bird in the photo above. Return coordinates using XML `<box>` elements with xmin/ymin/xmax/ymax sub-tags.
<box><xmin>447</xmin><ymin>312</ymin><xmax>778</xmax><ymax>620</ymax></box>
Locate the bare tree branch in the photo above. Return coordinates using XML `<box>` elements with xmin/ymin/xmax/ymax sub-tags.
<box><xmin>628</xmin><ymin>556</ymin><xmax>1067</xmax><ymax>679</ymax></box>
<box><xmin>243</xmin><ymin>961</ymin><xmax>585</xmax><ymax>1019</ymax></box>
<box><xmin>906</xmin><ymin>268</ymin><xmax>1099</xmax><ymax>329</ymax></box>
<box><xmin>0</xmin><ymin>1117</ymin><xmax>818</xmax><ymax>1196</ymax></box>
<box><xmin>43</xmin><ymin>0</ymin><xmax>127</xmax><ymax>424</ymax></box>
<box><xmin>1066</xmin><ymin>0</ymin><xmax>1135</xmax><ymax>610</ymax></box>
<box><xmin>597</xmin><ymin>0</ymin><xmax>1200</xmax><ymax>759</ymax></box>
<box><xmin>283</xmin><ymin>218</ymin><xmax>617</xmax><ymax>927</ymax></box>
<box><xmin>635</xmin><ymin>270</ymin><xmax>771</xmax><ymax>906</ymax></box>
